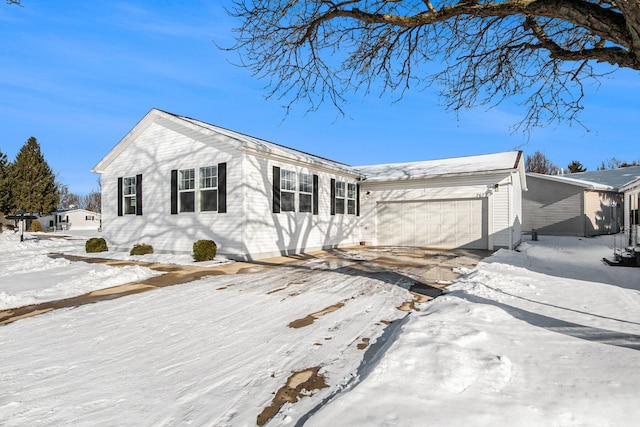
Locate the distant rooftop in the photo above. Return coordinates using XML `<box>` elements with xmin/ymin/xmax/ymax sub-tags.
<box><xmin>566</xmin><ymin>165</ymin><xmax>640</xmax><ymax>189</ymax></box>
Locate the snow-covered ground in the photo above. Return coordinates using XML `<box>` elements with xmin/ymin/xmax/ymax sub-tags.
<box><xmin>0</xmin><ymin>232</ymin><xmax>639</xmax><ymax>426</ymax></box>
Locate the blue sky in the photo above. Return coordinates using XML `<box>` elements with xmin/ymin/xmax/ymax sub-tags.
<box><xmin>1</xmin><ymin>1</ymin><xmax>639</xmax><ymax>195</ymax></box>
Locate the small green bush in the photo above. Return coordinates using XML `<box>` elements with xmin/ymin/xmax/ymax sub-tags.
<box><xmin>130</xmin><ymin>243</ymin><xmax>154</xmax><ymax>256</ymax></box>
<box><xmin>29</xmin><ymin>220</ymin><xmax>42</xmax><ymax>232</ymax></box>
<box><xmin>86</xmin><ymin>237</ymin><xmax>108</xmax><ymax>253</ymax></box>
<box><xmin>193</xmin><ymin>239</ymin><xmax>217</xmax><ymax>262</ymax></box>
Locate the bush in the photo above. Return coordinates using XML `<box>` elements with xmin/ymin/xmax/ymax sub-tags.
<box><xmin>29</xmin><ymin>220</ymin><xmax>42</xmax><ymax>232</ymax></box>
<box><xmin>193</xmin><ymin>239</ymin><xmax>217</xmax><ymax>262</ymax></box>
<box><xmin>130</xmin><ymin>243</ymin><xmax>154</xmax><ymax>256</ymax></box>
<box><xmin>86</xmin><ymin>237</ymin><xmax>108</xmax><ymax>253</ymax></box>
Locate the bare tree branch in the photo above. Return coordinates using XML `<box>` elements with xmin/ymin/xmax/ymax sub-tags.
<box><xmin>226</xmin><ymin>0</ymin><xmax>640</xmax><ymax>130</ymax></box>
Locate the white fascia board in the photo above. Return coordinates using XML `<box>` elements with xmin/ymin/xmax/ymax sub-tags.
<box><xmin>527</xmin><ymin>172</ymin><xmax>616</xmax><ymax>191</ymax></box>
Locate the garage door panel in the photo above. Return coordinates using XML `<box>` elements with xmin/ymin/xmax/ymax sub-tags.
<box><xmin>377</xmin><ymin>199</ymin><xmax>488</xmax><ymax>249</ymax></box>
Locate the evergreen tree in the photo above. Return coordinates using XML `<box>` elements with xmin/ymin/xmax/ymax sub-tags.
<box><xmin>567</xmin><ymin>160</ymin><xmax>587</xmax><ymax>173</ymax></box>
<box><xmin>0</xmin><ymin>149</ymin><xmax>13</xmax><ymax>214</ymax></box>
<box><xmin>10</xmin><ymin>137</ymin><xmax>59</xmax><ymax>214</ymax></box>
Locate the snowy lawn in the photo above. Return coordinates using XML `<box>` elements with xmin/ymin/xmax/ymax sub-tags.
<box><xmin>0</xmin><ymin>232</ymin><xmax>162</xmax><ymax>309</ymax></box>
<box><xmin>0</xmin><ymin>233</ymin><xmax>639</xmax><ymax>426</ymax></box>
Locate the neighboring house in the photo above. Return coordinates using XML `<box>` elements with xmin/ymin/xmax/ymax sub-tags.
<box><xmin>39</xmin><ymin>208</ymin><xmax>101</xmax><ymax>231</ymax></box>
<box><xmin>523</xmin><ymin>173</ymin><xmax>623</xmax><ymax>237</ymax></box>
<box><xmin>620</xmin><ymin>177</ymin><xmax>640</xmax><ymax>246</ymax></box>
<box><xmin>567</xmin><ymin>166</ymin><xmax>640</xmax><ymax>246</ymax></box>
<box><xmin>92</xmin><ymin>109</ymin><xmax>525</xmax><ymax>260</ymax></box>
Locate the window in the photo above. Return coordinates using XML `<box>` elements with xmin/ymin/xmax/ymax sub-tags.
<box><xmin>280</xmin><ymin>169</ymin><xmax>296</xmax><ymax>212</ymax></box>
<box><xmin>123</xmin><ymin>176</ymin><xmax>137</xmax><ymax>214</ymax></box>
<box><xmin>179</xmin><ymin>169</ymin><xmax>195</xmax><ymax>212</ymax></box>
<box><xmin>335</xmin><ymin>181</ymin><xmax>345</xmax><ymax>214</ymax></box>
<box><xmin>299</xmin><ymin>173</ymin><xmax>313</xmax><ymax>213</ymax></box>
<box><xmin>171</xmin><ymin>163</ymin><xmax>226</xmax><ymax>215</ymax></box>
<box><xmin>85</xmin><ymin>215</ymin><xmax>95</xmax><ymax>221</ymax></box>
<box><xmin>199</xmin><ymin>166</ymin><xmax>218</xmax><ymax>212</ymax></box>
<box><xmin>347</xmin><ymin>183</ymin><xmax>357</xmax><ymax>215</ymax></box>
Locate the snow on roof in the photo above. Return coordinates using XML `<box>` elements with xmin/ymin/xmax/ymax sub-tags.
<box><xmin>355</xmin><ymin>151</ymin><xmax>522</xmax><ymax>182</ymax></box>
<box><xmin>170</xmin><ymin>112</ymin><xmax>358</xmax><ymax>176</ymax></box>
<box><xmin>526</xmin><ymin>172</ymin><xmax>616</xmax><ymax>191</ymax></box>
<box><xmin>566</xmin><ymin>165</ymin><xmax>640</xmax><ymax>189</ymax></box>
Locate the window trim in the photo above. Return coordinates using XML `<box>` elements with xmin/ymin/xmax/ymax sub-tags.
<box><xmin>299</xmin><ymin>172</ymin><xmax>313</xmax><ymax>213</ymax></box>
<box><xmin>123</xmin><ymin>176</ymin><xmax>137</xmax><ymax>215</ymax></box>
<box><xmin>199</xmin><ymin>165</ymin><xmax>218</xmax><ymax>212</ymax></box>
<box><xmin>178</xmin><ymin>168</ymin><xmax>196</xmax><ymax>213</ymax></box>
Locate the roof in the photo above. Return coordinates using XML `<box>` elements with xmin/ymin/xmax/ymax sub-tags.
<box><xmin>94</xmin><ymin>109</ymin><xmax>358</xmax><ymax>176</ymax></box>
<box><xmin>94</xmin><ymin>109</ymin><xmax>526</xmax><ymax>186</ymax></box>
<box><xmin>620</xmin><ymin>176</ymin><xmax>640</xmax><ymax>192</ymax></box>
<box><xmin>526</xmin><ymin>172</ymin><xmax>616</xmax><ymax>191</ymax></box>
<box><xmin>566</xmin><ymin>165</ymin><xmax>640</xmax><ymax>189</ymax></box>
<box><xmin>355</xmin><ymin>151</ymin><xmax>525</xmax><ymax>184</ymax></box>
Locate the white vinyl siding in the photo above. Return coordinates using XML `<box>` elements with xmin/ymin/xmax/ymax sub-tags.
<box><xmin>100</xmin><ymin>119</ymin><xmax>241</xmax><ymax>257</ymax></box>
<box><xmin>243</xmin><ymin>155</ymin><xmax>361</xmax><ymax>258</ymax></box>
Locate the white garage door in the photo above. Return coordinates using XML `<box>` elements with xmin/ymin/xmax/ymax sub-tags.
<box><xmin>377</xmin><ymin>199</ymin><xmax>488</xmax><ymax>249</ymax></box>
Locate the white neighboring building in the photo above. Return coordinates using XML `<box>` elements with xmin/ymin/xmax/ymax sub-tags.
<box><xmin>93</xmin><ymin>109</ymin><xmax>525</xmax><ymax>260</ymax></box>
<box><xmin>39</xmin><ymin>209</ymin><xmax>101</xmax><ymax>231</ymax></box>
<box><xmin>620</xmin><ymin>177</ymin><xmax>640</xmax><ymax>246</ymax></box>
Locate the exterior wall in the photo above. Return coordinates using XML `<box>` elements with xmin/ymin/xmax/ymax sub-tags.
<box><xmin>510</xmin><ymin>171</ymin><xmax>523</xmax><ymax>248</ymax></box>
<box><xmin>360</xmin><ymin>172</ymin><xmax>518</xmax><ymax>250</ymax></box>
<box><xmin>101</xmin><ymin>118</ymin><xmax>246</xmax><ymax>257</ymax></box>
<box><xmin>522</xmin><ymin>176</ymin><xmax>585</xmax><ymax>236</ymax></box>
<box><xmin>624</xmin><ymin>184</ymin><xmax>640</xmax><ymax>245</ymax></box>
<box><xmin>241</xmin><ymin>152</ymin><xmax>361</xmax><ymax>259</ymax></box>
<box><xmin>583</xmin><ymin>191</ymin><xmax>623</xmax><ymax>236</ymax></box>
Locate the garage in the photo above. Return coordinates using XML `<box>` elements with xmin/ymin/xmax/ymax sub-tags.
<box><xmin>376</xmin><ymin>198</ymin><xmax>489</xmax><ymax>249</ymax></box>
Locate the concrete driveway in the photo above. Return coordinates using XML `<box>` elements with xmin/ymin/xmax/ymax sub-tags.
<box><xmin>0</xmin><ymin>246</ymin><xmax>490</xmax><ymax>325</ymax></box>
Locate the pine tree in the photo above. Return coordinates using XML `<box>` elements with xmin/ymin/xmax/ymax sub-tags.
<box><xmin>567</xmin><ymin>160</ymin><xmax>587</xmax><ymax>173</ymax></box>
<box><xmin>0</xmin><ymin>149</ymin><xmax>13</xmax><ymax>214</ymax></box>
<box><xmin>10</xmin><ymin>137</ymin><xmax>59</xmax><ymax>214</ymax></box>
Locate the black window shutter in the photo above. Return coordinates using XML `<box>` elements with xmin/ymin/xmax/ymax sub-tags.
<box><xmin>117</xmin><ymin>177</ymin><xmax>123</xmax><ymax>217</ymax></box>
<box><xmin>170</xmin><ymin>170</ymin><xmax>178</xmax><ymax>215</ymax></box>
<box><xmin>330</xmin><ymin>178</ymin><xmax>336</xmax><ymax>216</ymax></box>
<box><xmin>312</xmin><ymin>174</ymin><xmax>319</xmax><ymax>215</ymax></box>
<box><xmin>218</xmin><ymin>162</ymin><xmax>227</xmax><ymax>213</ymax></box>
<box><xmin>356</xmin><ymin>183</ymin><xmax>360</xmax><ymax>217</ymax></box>
<box><xmin>136</xmin><ymin>174</ymin><xmax>143</xmax><ymax>216</ymax></box>
<box><xmin>272</xmin><ymin>166</ymin><xmax>281</xmax><ymax>213</ymax></box>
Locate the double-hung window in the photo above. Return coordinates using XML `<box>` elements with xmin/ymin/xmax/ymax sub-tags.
<box><xmin>179</xmin><ymin>169</ymin><xmax>195</xmax><ymax>212</ymax></box>
<box><xmin>280</xmin><ymin>169</ymin><xmax>296</xmax><ymax>212</ymax></box>
<box><xmin>347</xmin><ymin>183</ymin><xmax>357</xmax><ymax>215</ymax></box>
<box><xmin>123</xmin><ymin>176</ymin><xmax>137</xmax><ymax>214</ymax></box>
<box><xmin>335</xmin><ymin>181</ymin><xmax>346</xmax><ymax>214</ymax></box>
<box><xmin>299</xmin><ymin>173</ymin><xmax>313</xmax><ymax>213</ymax></box>
<box><xmin>199</xmin><ymin>166</ymin><xmax>218</xmax><ymax>212</ymax></box>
